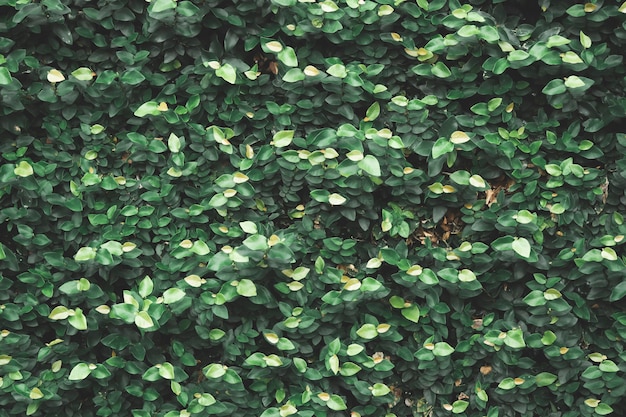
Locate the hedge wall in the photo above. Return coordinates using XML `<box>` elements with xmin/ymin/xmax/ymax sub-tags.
<box><xmin>1</xmin><ymin>0</ymin><xmax>626</xmax><ymax>416</ymax></box>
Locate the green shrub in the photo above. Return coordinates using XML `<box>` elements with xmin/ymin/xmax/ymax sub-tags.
<box><xmin>1</xmin><ymin>0</ymin><xmax>626</xmax><ymax>416</ymax></box>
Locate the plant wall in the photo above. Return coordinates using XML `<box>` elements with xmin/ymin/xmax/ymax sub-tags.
<box><xmin>1</xmin><ymin>0</ymin><xmax>626</xmax><ymax>416</ymax></box>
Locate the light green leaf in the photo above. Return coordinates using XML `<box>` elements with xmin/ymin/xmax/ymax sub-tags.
<box><xmin>564</xmin><ymin>75</ymin><xmax>585</xmax><ymax>88</ymax></box>
<box><xmin>272</xmin><ymin>130</ymin><xmax>295</xmax><ymax>147</ymax></box>
<box><xmin>68</xmin><ymin>363</ymin><xmax>92</xmax><ymax>381</ymax></box>
<box><xmin>327</xmin><ymin>64</ymin><xmax>347</xmax><ymax>78</ymax></box>
<box><xmin>158</xmin><ymin>362</ymin><xmax>175</xmax><ymax>380</ymax></box>
<box><xmin>168</xmin><ymin>133</ymin><xmax>181</xmax><ymax>153</ymax></box>
<box><xmin>358</xmin><ymin>155</ymin><xmax>381</xmax><ymax>176</ymax></box>
<box><xmin>204</xmin><ymin>363</ymin><xmax>227</xmax><ymax>378</ymax></box>
<box><xmin>327</xmin><ymin>395</ymin><xmax>347</xmax><ymax>410</ymax></box>
<box><xmin>401</xmin><ymin>305</ymin><xmax>420</xmax><ymax>323</ymax></box>
<box><xmin>458</xmin><ymin>269</ymin><xmax>477</xmax><ymax>282</ymax></box>
<box><xmin>14</xmin><ymin>161</ymin><xmax>34</xmax><ymax>177</ymax></box>
<box><xmin>512</xmin><ymin>237</ymin><xmax>531</xmax><ymax>258</ymax></box>
<box><xmin>432</xmin><ymin>137</ymin><xmax>454</xmax><ymax>159</ymax></box>
<box><xmin>68</xmin><ymin>308</ymin><xmax>87</xmax><ymax>330</ymax></box>
<box><xmin>504</xmin><ymin>328</ymin><xmax>526</xmax><ymax>348</ymax></box>
<box><xmin>135</xmin><ymin>311</ymin><xmax>154</xmax><ymax>329</ymax></box>
<box><xmin>71</xmin><ymin>67</ymin><xmax>94</xmax><ymax>81</ymax></box>
<box><xmin>278</xmin><ymin>47</ymin><xmax>298</xmax><ymax>67</ymax></box>
<box><xmin>432</xmin><ymin>342</ymin><xmax>455</xmax><ymax>356</ymax></box>
<box><xmin>371</xmin><ymin>383</ymin><xmax>391</xmax><ymax>396</ymax></box>
<box><xmin>561</xmin><ymin>51</ymin><xmax>583</xmax><ymax>64</ymax></box>
<box><xmin>163</xmin><ymin>288</ymin><xmax>186</xmax><ymax>304</ymax></box>
<box><xmin>216</xmin><ymin>63</ymin><xmax>237</xmax><ymax>84</ymax></box>
<box><xmin>150</xmin><ymin>0</ymin><xmax>177</xmax><ymax>12</ymax></box>
<box><xmin>138</xmin><ymin>276</ymin><xmax>154</xmax><ymax>298</ymax></box>
<box><xmin>356</xmin><ymin>323</ymin><xmax>378</xmax><ymax>339</ymax></box>
<box><xmin>580</xmin><ymin>31</ymin><xmax>592</xmax><ymax>48</ymax></box>
<box><xmin>282</xmin><ymin>68</ymin><xmax>305</xmax><ymax>83</ymax></box>
<box><xmin>236</xmin><ymin>279</ymin><xmax>257</xmax><ymax>297</ymax></box>
<box><xmin>0</xmin><ymin>67</ymin><xmax>13</xmax><ymax>85</ymax></box>
<box><xmin>49</xmin><ymin>306</ymin><xmax>71</xmax><ymax>320</ymax></box>
<box><xmin>365</xmin><ymin>102</ymin><xmax>380</xmax><ymax>121</ymax></box>
<box><xmin>74</xmin><ymin>247</ymin><xmax>97</xmax><ymax>262</ymax></box>
<box><xmin>134</xmin><ymin>101</ymin><xmax>161</xmax><ymax>117</ymax></box>
<box><xmin>328</xmin><ymin>193</ymin><xmax>347</xmax><ymax>206</ymax></box>
<box><xmin>431</xmin><ymin>62</ymin><xmax>451</xmax><ymax>78</ymax></box>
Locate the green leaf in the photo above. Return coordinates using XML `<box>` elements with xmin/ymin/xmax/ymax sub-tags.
<box><xmin>401</xmin><ymin>305</ymin><xmax>420</xmax><ymax>323</ymax></box>
<box><xmin>535</xmin><ymin>372</ymin><xmax>557</xmax><ymax>387</ymax></box>
<box><xmin>358</xmin><ymin>155</ymin><xmax>381</xmax><ymax>176</ymax></box>
<box><xmin>68</xmin><ymin>363</ymin><xmax>92</xmax><ymax>381</ymax></box>
<box><xmin>163</xmin><ymin>288</ymin><xmax>186</xmax><ymax>304</ymax></box>
<box><xmin>561</xmin><ymin>51</ymin><xmax>583</xmax><ymax>64</ymax></box>
<box><xmin>371</xmin><ymin>383</ymin><xmax>391</xmax><ymax>396</ymax></box>
<box><xmin>71</xmin><ymin>67</ymin><xmax>94</xmax><ymax>81</ymax></box>
<box><xmin>365</xmin><ymin>102</ymin><xmax>380</xmax><ymax>121</ymax></box>
<box><xmin>74</xmin><ymin>247</ymin><xmax>97</xmax><ymax>262</ymax></box>
<box><xmin>542</xmin><ymin>79</ymin><xmax>566</xmax><ymax>95</ymax></box>
<box><xmin>134</xmin><ymin>101</ymin><xmax>161</xmax><ymax>117</ymax></box>
<box><xmin>0</xmin><ymin>67</ymin><xmax>12</xmax><ymax>85</ymax></box>
<box><xmin>356</xmin><ymin>323</ymin><xmax>378</xmax><ymax>339</ymax></box>
<box><xmin>458</xmin><ymin>269</ymin><xmax>477</xmax><ymax>282</ymax></box>
<box><xmin>541</xmin><ymin>331</ymin><xmax>557</xmax><ymax>345</ymax></box>
<box><xmin>431</xmin><ymin>62</ymin><xmax>451</xmax><ymax>78</ymax></box>
<box><xmin>432</xmin><ymin>137</ymin><xmax>454</xmax><ymax>159</ymax></box>
<box><xmin>432</xmin><ymin>342</ymin><xmax>455</xmax><ymax>356</ymax></box>
<box><xmin>508</xmin><ymin>50</ymin><xmax>530</xmax><ymax>61</ymax></box>
<box><xmin>272</xmin><ymin>130</ymin><xmax>295</xmax><ymax>147</ymax></box>
<box><xmin>138</xmin><ymin>276</ymin><xmax>154</xmax><ymax>298</ymax></box>
<box><xmin>168</xmin><ymin>133</ymin><xmax>181</xmax><ymax>153</ymax></box>
<box><xmin>49</xmin><ymin>306</ymin><xmax>71</xmax><ymax>320</ymax></box>
<box><xmin>327</xmin><ymin>395</ymin><xmax>347</xmax><ymax>410</ymax></box>
<box><xmin>497</xmin><ymin>378</ymin><xmax>516</xmax><ymax>390</ymax></box>
<box><xmin>512</xmin><ymin>237</ymin><xmax>531</xmax><ymax>258</ymax></box>
<box><xmin>14</xmin><ymin>161</ymin><xmax>34</xmax><ymax>177</ymax></box>
<box><xmin>68</xmin><ymin>308</ymin><xmax>88</xmax><ymax>330</ymax></box>
<box><xmin>595</xmin><ymin>403</ymin><xmax>614</xmax><ymax>415</ymax></box>
<box><xmin>610</xmin><ymin>281</ymin><xmax>626</xmax><ymax>301</ymax></box>
<box><xmin>135</xmin><ymin>311</ymin><xmax>154</xmax><ymax>329</ymax></box>
<box><xmin>504</xmin><ymin>329</ymin><xmax>526</xmax><ymax>348</ymax></box>
<box><xmin>236</xmin><ymin>279</ymin><xmax>257</xmax><ymax>297</ymax></box>
<box><xmin>150</xmin><ymin>0</ymin><xmax>177</xmax><ymax>13</ymax></box>
<box><xmin>282</xmin><ymin>68</ymin><xmax>305</xmax><ymax>82</ymax></box>
<box><xmin>327</xmin><ymin>64</ymin><xmax>347</xmax><ymax>78</ymax></box>
<box><xmin>278</xmin><ymin>47</ymin><xmax>298</xmax><ymax>67</ymax></box>
<box><xmin>524</xmin><ymin>290</ymin><xmax>546</xmax><ymax>306</ymax></box>
<box><xmin>216</xmin><ymin>63</ymin><xmax>237</xmax><ymax>84</ymax></box>
<box><xmin>451</xmin><ymin>400</ymin><xmax>469</xmax><ymax>413</ymax></box>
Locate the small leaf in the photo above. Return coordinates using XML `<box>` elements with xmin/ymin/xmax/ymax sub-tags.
<box><xmin>68</xmin><ymin>363</ymin><xmax>92</xmax><ymax>381</ymax></box>
<box><xmin>14</xmin><ymin>161</ymin><xmax>34</xmax><ymax>177</ymax></box>
<box><xmin>328</xmin><ymin>193</ymin><xmax>347</xmax><ymax>206</ymax></box>
<box><xmin>135</xmin><ymin>311</ymin><xmax>154</xmax><ymax>329</ymax></box>
<box><xmin>272</xmin><ymin>130</ymin><xmax>295</xmax><ymax>147</ymax></box>
<box><xmin>29</xmin><ymin>387</ymin><xmax>44</xmax><ymax>400</ymax></box>
<box><xmin>402</xmin><ymin>305</ymin><xmax>420</xmax><ymax>323</ymax></box>
<box><xmin>512</xmin><ymin>237</ymin><xmax>531</xmax><ymax>258</ymax></box>
<box><xmin>134</xmin><ymin>101</ymin><xmax>161</xmax><ymax>117</ymax></box>
<box><xmin>49</xmin><ymin>306</ymin><xmax>70</xmax><ymax>320</ymax></box>
<box><xmin>264</xmin><ymin>41</ymin><xmax>283</xmax><ymax>52</ymax></box>
<box><xmin>216</xmin><ymin>63</ymin><xmax>237</xmax><ymax>84</ymax></box>
<box><xmin>432</xmin><ymin>137</ymin><xmax>454</xmax><ymax>159</ymax></box>
<box><xmin>432</xmin><ymin>342</ymin><xmax>455</xmax><ymax>356</ymax></box>
<box><xmin>327</xmin><ymin>395</ymin><xmax>347</xmax><ymax>410</ymax></box>
<box><xmin>458</xmin><ymin>269</ymin><xmax>477</xmax><ymax>282</ymax></box>
<box><xmin>163</xmin><ymin>288</ymin><xmax>186</xmax><ymax>304</ymax></box>
<box><xmin>74</xmin><ymin>247</ymin><xmax>97</xmax><ymax>262</ymax></box>
<box><xmin>236</xmin><ymin>279</ymin><xmax>257</xmax><ymax>297</ymax></box>
<box><xmin>71</xmin><ymin>67</ymin><xmax>94</xmax><ymax>81</ymax></box>
<box><xmin>138</xmin><ymin>276</ymin><xmax>154</xmax><ymax>298</ymax></box>
<box><xmin>356</xmin><ymin>323</ymin><xmax>378</xmax><ymax>339</ymax></box>
<box><xmin>504</xmin><ymin>328</ymin><xmax>526</xmax><ymax>348</ymax></box>
<box><xmin>450</xmin><ymin>131</ymin><xmax>470</xmax><ymax>144</ymax></box>
<box><xmin>365</xmin><ymin>102</ymin><xmax>380</xmax><ymax>121</ymax></box>
<box><xmin>371</xmin><ymin>383</ymin><xmax>391</xmax><ymax>396</ymax></box>
<box><xmin>0</xmin><ymin>67</ymin><xmax>12</xmax><ymax>85</ymax></box>
<box><xmin>47</xmin><ymin>69</ymin><xmax>65</xmax><ymax>83</ymax></box>
<box><xmin>358</xmin><ymin>155</ymin><xmax>381</xmax><ymax>176</ymax></box>
<box><xmin>68</xmin><ymin>308</ymin><xmax>87</xmax><ymax>330</ymax></box>
<box><xmin>327</xmin><ymin>64</ymin><xmax>347</xmax><ymax>78</ymax></box>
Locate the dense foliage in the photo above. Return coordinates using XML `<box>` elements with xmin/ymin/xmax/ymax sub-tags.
<box><xmin>1</xmin><ymin>0</ymin><xmax>626</xmax><ymax>416</ymax></box>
